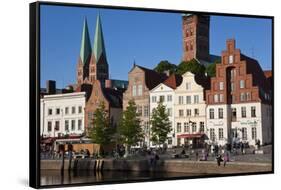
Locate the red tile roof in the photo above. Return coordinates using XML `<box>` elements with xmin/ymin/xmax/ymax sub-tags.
<box><xmin>163</xmin><ymin>74</ymin><xmax>183</xmax><ymax>89</ymax></box>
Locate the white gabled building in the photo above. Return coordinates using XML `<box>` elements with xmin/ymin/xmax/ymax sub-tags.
<box><xmin>40</xmin><ymin>92</ymin><xmax>86</xmax><ymax>138</ymax></box>
<box><xmin>174</xmin><ymin>71</ymin><xmax>209</xmax><ymax>148</ymax></box>
<box><xmin>149</xmin><ymin>74</ymin><xmax>183</xmax><ymax>148</ymax></box>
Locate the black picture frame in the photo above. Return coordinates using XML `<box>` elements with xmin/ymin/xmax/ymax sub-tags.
<box><xmin>30</xmin><ymin>1</ymin><xmax>274</xmax><ymax>189</ymax></box>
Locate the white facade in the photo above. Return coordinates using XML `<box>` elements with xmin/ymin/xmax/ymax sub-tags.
<box><xmin>206</xmin><ymin>102</ymin><xmax>272</xmax><ymax>146</ymax></box>
<box><xmin>174</xmin><ymin>72</ymin><xmax>207</xmax><ymax>147</ymax></box>
<box><xmin>149</xmin><ymin>83</ymin><xmax>176</xmax><ymax>147</ymax></box>
<box><xmin>40</xmin><ymin>92</ymin><xmax>86</xmax><ymax>138</ymax></box>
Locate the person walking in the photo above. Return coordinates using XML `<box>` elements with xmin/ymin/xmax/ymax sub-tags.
<box><xmin>216</xmin><ymin>154</ymin><xmax>223</xmax><ymax>166</ymax></box>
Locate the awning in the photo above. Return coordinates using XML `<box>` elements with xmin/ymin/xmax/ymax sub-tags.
<box><xmin>177</xmin><ymin>133</ymin><xmax>206</xmax><ymax>139</ymax></box>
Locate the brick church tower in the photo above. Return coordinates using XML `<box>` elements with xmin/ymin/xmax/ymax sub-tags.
<box><xmin>89</xmin><ymin>14</ymin><xmax>109</xmax><ymax>87</ymax></box>
<box><xmin>182</xmin><ymin>14</ymin><xmax>210</xmax><ymax>62</ymax></box>
<box><xmin>77</xmin><ymin>18</ymin><xmax>92</xmax><ymax>84</ymax></box>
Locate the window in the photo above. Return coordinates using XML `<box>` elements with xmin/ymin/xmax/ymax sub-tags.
<box><xmin>241</xmin><ymin>107</ymin><xmax>246</xmax><ymax>118</ymax></box>
<box><xmin>179</xmin><ymin>109</ymin><xmax>184</xmax><ymax>117</ymax></box>
<box><xmin>219</xmin><ymin>82</ymin><xmax>224</xmax><ymax>90</ymax></box>
<box><xmin>167</xmin><ymin>108</ymin><xmax>172</xmax><ymax>117</ymax></box>
<box><xmin>87</xmin><ymin>112</ymin><xmax>94</xmax><ymax>128</ymax></box>
<box><xmin>240</xmin><ymin>93</ymin><xmax>246</xmax><ymax>101</ymax></box>
<box><xmin>186</xmin><ymin>96</ymin><xmax>191</xmax><ymax>104</ymax></box>
<box><xmin>214</xmin><ymin>94</ymin><xmax>218</xmax><ymax>103</ymax></box>
<box><xmin>186</xmin><ymin>83</ymin><xmax>191</xmax><ymax>90</ymax></box>
<box><xmin>229</xmin><ymin>55</ymin><xmax>233</xmax><ymax>64</ymax></box>
<box><xmin>184</xmin><ymin>122</ymin><xmax>189</xmax><ymax>132</ymax></box>
<box><xmin>65</xmin><ymin>107</ymin><xmax>69</xmax><ymax>115</ymax></box>
<box><xmin>194</xmin><ymin>108</ymin><xmax>199</xmax><ymax>116</ymax></box>
<box><xmin>194</xmin><ymin>95</ymin><xmax>199</xmax><ymax>103</ymax></box>
<box><xmin>144</xmin><ymin>106</ymin><xmax>149</xmax><ymax>117</ymax></box>
<box><xmin>72</xmin><ymin>106</ymin><xmax>76</xmax><ymax>114</ymax></box>
<box><xmin>65</xmin><ymin>120</ymin><xmax>69</xmax><ymax>131</ymax></box>
<box><xmin>159</xmin><ymin>95</ymin><xmax>165</xmax><ymax>102</ymax></box>
<box><xmin>186</xmin><ymin>109</ymin><xmax>191</xmax><ymax>116</ymax></box>
<box><xmin>138</xmin><ymin>85</ymin><xmax>143</xmax><ymax>96</ymax></box>
<box><xmin>209</xmin><ymin>108</ymin><xmax>214</xmax><ymax>119</ymax></box>
<box><xmin>251</xmin><ymin>106</ymin><xmax>256</xmax><ymax>117</ymax></box>
<box><xmin>56</xmin><ymin>108</ymin><xmax>60</xmax><ymax>115</ymax></box>
<box><xmin>231</xmin><ymin>108</ymin><xmax>237</xmax><ymax>121</ymax></box>
<box><xmin>167</xmin><ymin>95</ymin><xmax>172</xmax><ymax>102</ymax></box>
<box><xmin>218</xmin><ymin>108</ymin><xmax>223</xmax><ymax>119</ymax></box>
<box><xmin>48</xmin><ymin>109</ymin><xmax>52</xmax><ymax>115</ymax></box>
<box><xmin>71</xmin><ymin>120</ymin><xmax>75</xmax><ymax>131</ymax></box>
<box><xmin>144</xmin><ymin>122</ymin><xmax>150</xmax><ymax>133</ymax></box>
<box><xmin>242</xmin><ymin>128</ymin><xmax>247</xmax><ymax>140</ymax></box>
<box><xmin>240</xmin><ymin>80</ymin><xmax>245</xmax><ymax>89</ymax></box>
<box><xmin>55</xmin><ymin>121</ymin><xmax>60</xmax><ymax>131</ymax></box>
<box><xmin>179</xmin><ymin>96</ymin><xmax>184</xmax><ymax>104</ymax></box>
<box><xmin>252</xmin><ymin>127</ymin><xmax>257</xmax><ymax>140</ymax></box>
<box><xmin>177</xmin><ymin>138</ymin><xmax>181</xmax><ymax>146</ymax></box>
<box><xmin>78</xmin><ymin>119</ymin><xmax>82</xmax><ymax>130</ymax></box>
<box><xmin>192</xmin><ymin>122</ymin><xmax>197</xmax><ymax>133</ymax></box>
<box><xmin>137</xmin><ymin>106</ymin><xmax>142</xmax><ymax>116</ymax></box>
<box><xmin>78</xmin><ymin>106</ymin><xmax>82</xmax><ymax>114</ymax></box>
<box><xmin>230</xmin><ymin>69</ymin><xmax>236</xmax><ymax>80</ymax></box>
<box><xmin>246</xmin><ymin>92</ymin><xmax>251</xmax><ymax>101</ymax></box>
<box><xmin>219</xmin><ymin>128</ymin><xmax>224</xmax><ymax>140</ymax></box>
<box><xmin>199</xmin><ymin>122</ymin><xmax>204</xmax><ymax>133</ymax></box>
<box><xmin>210</xmin><ymin>128</ymin><xmax>215</xmax><ymax>141</ymax></box>
<box><xmin>177</xmin><ymin>123</ymin><xmax>182</xmax><ymax>133</ymax></box>
<box><xmin>219</xmin><ymin>94</ymin><xmax>224</xmax><ymax>102</ymax></box>
<box><xmin>132</xmin><ymin>85</ymin><xmax>137</xmax><ymax>96</ymax></box>
<box><xmin>231</xmin><ymin>83</ymin><xmax>235</xmax><ymax>92</ymax></box>
<box><xmin>168</xmin><ymin>137</ymin><xmax>173</xmax><ymax>145</ymax></box>
<box><xmin>47</xmin><ymin>121</ymin><xmax>52</xmax><ymax>132</ymax></box>
<box><xmin>152</xmin><ymin>96</ymin><xmax>157</xmax><ymax>103</ymax></box>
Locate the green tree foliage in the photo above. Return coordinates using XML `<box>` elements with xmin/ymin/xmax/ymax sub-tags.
<box><xmin>118</xmin><ymin>100</ymin><xmax>143</xmax><ymax>156</ymax></box>
<box><xmin>89</xmin><ymin>102</ymin><xmax>115</xmax><ymax>154</ymax></box>
<box><xmin>154</xmin><ymin>60</ymin><xmax>177</xmax><ymax>74</ymax></box>
<box><xmin>150</xmin><ymin>101</ymin><xmax>172</xmax><ymax>147</ymax></box>
<box><xmin>206</xmin><ymin>59</ymin><xmax>220</xmax><ymax>77</ymax></box>
<box><xmin>176</xmin><ymin>59</ymin><xmax>205</xmax><ymax>75</ymax></box>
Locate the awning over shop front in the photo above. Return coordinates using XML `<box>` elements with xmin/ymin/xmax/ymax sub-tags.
<box><xmin>177</xmin><ymin>133</ymin><xmax>206</xmax><ymax>139</ymax></box>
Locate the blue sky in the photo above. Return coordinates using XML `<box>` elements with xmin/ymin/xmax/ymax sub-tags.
<box><xmin>40</xmin><ymin>5</ymin><xmax>272</xmax><ymax>88</ymax></box>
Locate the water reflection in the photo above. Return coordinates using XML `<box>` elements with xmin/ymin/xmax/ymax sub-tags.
<box><xmin>41</xmin><ymin>170</ymin><xmax>203</xmax><ymax>186</ymax></box>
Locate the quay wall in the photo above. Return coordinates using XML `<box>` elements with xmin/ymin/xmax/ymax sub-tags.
<box><xmin>40</xmin><ymin>159</ymin><xmax>272</xmax><ymax>174</ymax></box>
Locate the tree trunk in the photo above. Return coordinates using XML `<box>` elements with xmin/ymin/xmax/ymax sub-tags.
<box><xmin>124</xmin><ymin>144</ymin><xmax>130</xmax><ymax>158</ymax></box>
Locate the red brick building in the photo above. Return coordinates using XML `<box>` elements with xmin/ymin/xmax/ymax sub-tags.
<box><xmin>205</xmin><ymin>39</ymin><xmax>272</xmax><ymax>146</ymax></box>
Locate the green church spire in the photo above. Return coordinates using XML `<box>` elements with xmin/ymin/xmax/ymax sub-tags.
<box><xmin>93</xmin><ymin>13</ymin><xmax>107</xmax><ymax>63</ymax></box>
<box><xmin>80</xmin><ymin>18</ymin><xmax>92</xmax><ymax>65</ymax></box>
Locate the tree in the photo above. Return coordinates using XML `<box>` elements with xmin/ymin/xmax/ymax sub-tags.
<box><xmin>176</xmin><ymin>58</ymin><xmax>205</xmax><ymax>75</ymax></box>
<box><xmin>206</xmin><ymin>59</ymin><xmax>220</xmax><ymax>77</ymax></box>
<box><xmin>150</xmin><ymin>101</ymin><xmax>172</xmax><ymax>148</ymax></box>
<box><xmin>118</xmin><ymin>100</ymin><xmax>143</xmax><ymax>157</ymax></box>
<box><xmin>154</xmin><ymin>60</ymin><xmax>177</xmax><ymax>74</ymax></box>
<box><xmin>89</xmin><ymin>102</ymin><xmax>115</xmax><ymax>156</ymax></box>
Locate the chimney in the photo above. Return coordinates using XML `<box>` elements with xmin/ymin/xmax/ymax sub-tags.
<box><xmin>163</xmin><ymin>70</ymin><xmax>170</xmax><ymax>77</ymax></box>
<box><xmin>46</xmin><ymin>80</ymin><xmax>56</xmax><ymax>94</ymax></box>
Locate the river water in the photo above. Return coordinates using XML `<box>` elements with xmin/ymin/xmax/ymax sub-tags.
<box><xmin>41</xmin><ymin>170</ymin><xmax>204</xmax><ymax>186</ymax></box>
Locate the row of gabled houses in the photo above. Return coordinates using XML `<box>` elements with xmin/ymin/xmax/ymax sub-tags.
<box><xmin>123</xmin><ymin>39</ymin><xmax>272</xmax><ymax>148</ymax></box>
<box><xmin>40</xmin><ymin>14</ymin><xmax>272</xmax><ymax>148</ymax></box>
